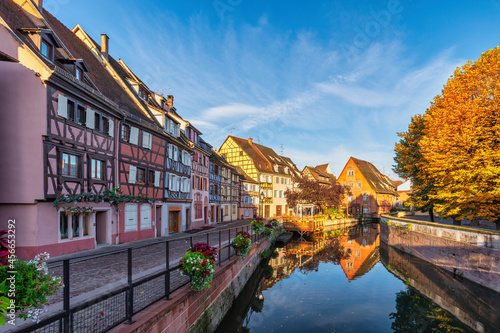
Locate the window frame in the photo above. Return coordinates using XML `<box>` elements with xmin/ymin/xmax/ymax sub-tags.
<box><xmin>136</xmin><ymin>167</ymin><xmax>146</xmax><ymax>184</ymax></box>
<box><xmin>90</xmin><ymin>157</ymin><xmax>105</xmax><ymax>181</ymax></box>
<box><xmin>61</xmin><ymin>151</ymin><xmax>81</xmax><ymax>178</ymax></box>
<box><xmin>121</xmin><ymin>124</ymin><xmax>131</xmax><ymax>142</ymax></box>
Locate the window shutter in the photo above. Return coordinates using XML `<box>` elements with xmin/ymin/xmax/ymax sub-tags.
<box><xmin>154</xmin><ymin>171</ymin><xmax>160</xmax><ymax>187</ymax></box>
<box><xmin>140</xmin><ymin>204</ymin><xmax>151</xmax><ymax>230</ymax></box>
<box><xmin>57</xmin><ymin>95</ymin><xmax>68</xmax><ymax>118</ymax></box>
<box><xmin>86</xmin><ymin>108</ymin><xmax>95</xmax><ymax>129</ymax></box>
<box><xmin>165</xmin><ymin>173</ymin><xmax>170</xmax><ymax>188</ymax></box>
<box><xmin>124</xmin><ymin>204</ymin><xmax>138</xmax><ymax>231</ymax></box>
<box><xmin>108</xmin><ymin>119</ymin><xmax>114</xmax><ymax>137</ymax></box>
<box><xmin>173</xmin><ymin>146</ymin><xmax>178</xmax><ymax>161</ymax></box>
<box><xmin>128</xmin><ymin>165</ymin><xmax>137</xmax><ymax>183</ymax></box>
<box><xmin>142</xmin><ymin>132</ymin><xmax>152</xmax><ymax>149</ymax></box>
<box><xmin>130</xmin><ymin>127</ymin><xmax>139</xmax><ymax>145</ymax></box>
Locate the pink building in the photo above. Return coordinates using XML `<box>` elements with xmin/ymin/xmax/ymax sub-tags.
<box><xmin>185</xmin><ymin>126</ymin><xmax>211</xmax><ymax>229</ymax></box>
<box><xmin>0</xmin><ymin>0</ymin><xmax>122</xmax><ymax>258</ymax></box>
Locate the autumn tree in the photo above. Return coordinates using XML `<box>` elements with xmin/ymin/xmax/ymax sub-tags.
<box><xmin>393</xmin><ymin>115</ymin><xmax>437</xmax><ymax>222</ymax></box>
<box><xmin>420</xmin><ymin>45</ymin><xmax>500</xmax><ymax>228</ymax></box>
<box><xmin>284</xmin><ymin>176</ymin><xmax>347</xmax><ymax>214</ymax></box>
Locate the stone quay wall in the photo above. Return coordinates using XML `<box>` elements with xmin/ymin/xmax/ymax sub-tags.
<box><xmin>380</xmin><ymin>215</ymin><xmax>500</xmax><ymax>292</ymax></box>
<box><xmin>380</xmin><ymin>243</ymin><xmax>499</xmax><ymax>333</ymax></box>
<box><xmin>109</xmin><ymin>238</ymin><xmax>271</xmax><ymax>333</ymax></box>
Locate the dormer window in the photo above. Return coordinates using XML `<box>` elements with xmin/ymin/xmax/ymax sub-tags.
<box><xmin>139</xmin><ymin>87</ymin><xmax>150</xmax><ymax>102</ymax></box>
<box><xmin>76</xmin><ymin>67</ymin><xmax>83</xmax><ymax>81</ymax></box>
<box><xmin>41</xmin><ymin>39</ymin><xmax>52</xmax><ymax>60</ymax></box>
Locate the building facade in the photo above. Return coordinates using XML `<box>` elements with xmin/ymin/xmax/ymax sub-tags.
<box><xmin>337</xmin><ymin>157</ymin><xmax>398</xmax><ymax>217</ymax></box>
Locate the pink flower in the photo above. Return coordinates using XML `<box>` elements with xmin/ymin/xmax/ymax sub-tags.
<box><xmin>37</xmin><ymin>289</ymin><xmax>41</xmax><ymax>292</ymax></box>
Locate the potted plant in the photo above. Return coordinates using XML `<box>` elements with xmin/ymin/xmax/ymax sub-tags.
<box><xmin>179</xmin><ymin>243</ymin><xmax>218</xmax><ymax>292</ymax></box>
<box><xmin>270</xmin><ymin>219</ymin><xmax>280</xmax><ymax>229</ymax></box>
<box><xmin>231</xmin><ymin>231</ymin><xmax>252</xmax><ymax>258</ymax></box>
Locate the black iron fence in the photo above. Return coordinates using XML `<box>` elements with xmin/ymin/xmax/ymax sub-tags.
<box><xmin>16</xmin><ymin>225</ymin><xmax>263</xmax><ymax>333</ymax></box>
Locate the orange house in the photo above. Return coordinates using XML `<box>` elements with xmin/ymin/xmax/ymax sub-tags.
<box><xmin>337</xmin><ymin>157</ymin><xmax>398</xmax><ymax>217</ymax></box>
<box><xmin>340</xmin><ymin>224</ymin><xmax>380</xmax><ymax>280</ymax></box>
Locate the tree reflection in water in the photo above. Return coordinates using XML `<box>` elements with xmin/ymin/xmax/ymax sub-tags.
<box><xmin>390</xmin><ymin>286</ymin><xmax>474</xmax><ymax>333</ymax></box>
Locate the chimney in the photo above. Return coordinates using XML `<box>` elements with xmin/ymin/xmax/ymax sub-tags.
<box><xmin>101</xmin><ymin>34</ymin><xmax>109</xmax><ymax>60</ymax></box>
<box><xmin>248</xmin><ymin>137</ymin><xmax>253</xmax><ymax>145</ymax></box>
<box><xmin>167</xmin><ymin>95</ymin><xmax>174</xmax><ymax>107</ymax></box>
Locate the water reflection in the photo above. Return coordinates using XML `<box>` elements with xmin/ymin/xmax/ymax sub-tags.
<box><xmin>381</xmin><ymin>242</ymin><xmax>499</xmax><ymax>333</ymax></box>
<box><xmin>216</xmin><ymin>224</ymin><xmax>495</xmax><ymax>333</ymax></box>
<box><xmin>266</xmin><ymin>224</ymin><xmax>380</xmax><ymax>288</ymax></box>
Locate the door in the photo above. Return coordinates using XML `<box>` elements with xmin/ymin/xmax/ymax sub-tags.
<box><xmin>276</xmin><ymin>205</ymin><xmax>282</xmax><ymax>216</ymax></box>
<box><xmin>169</xmin><ymin>211</ymin><xmax>179</xmax><ymax>232</ymax></box>
<box><xmin>156</xmin><ymin>206</ymin><xmax>162</xmax><ymax>237</ymax></box>
<box><xmin>265</xmin><ymin>205</ymin><xmax>270</xmax><ymax>218</ymax></box>
<box><xmin>217</xmin><ymin>207</ymin><xmax>220</xmax><ymax>223</ymax></box>
<box><xmin>204</xmin><ymin>206</ymin><xmax>208</xmax><ymax>224</ymax></box>
<box><xmin>221</xmin><ymin>208</ymin><xmax>224</xmax><ymax>222</ymax></box>
<box><xmin>95</xmin><ymin>211</ymin><xmax>107</xmax><ymax>245</ymax></box>
<box><xmin>186</xmin><ymin>208</ymin><xmax>191</xmax><ymax>230</ymax></box>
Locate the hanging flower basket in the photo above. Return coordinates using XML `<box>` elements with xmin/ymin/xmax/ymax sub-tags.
<box><xmin>231</xmin><ymin>231</ymin><xmax>252</xmax><ymax>259</ymax></box>
<box><xmin>179</xmin><ymin>243</ymin><xmax>218</xmax><ymax>292</ymax></box>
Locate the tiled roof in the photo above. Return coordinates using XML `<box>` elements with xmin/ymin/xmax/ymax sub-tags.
<box><xmin>42</xmin><ymin>11</ymin><xmax>160</xmax><ymax>126</ymax></box>
<box><xmin>227</xmin><ymin>136</ymin><xmax>271</xmax><ymax>173</ymax></box>
<box><xmin>351</xmin><ymin>157</ymin><xmax>397</xmax><ymax>195</ymax></box>
<box><xmin>252</xmin><ymin>143</ymin><xmax>290</xmax><ymax>175</ymax></box>
<box><xmin>279</xmin><ymin>155</ymin><xmax>302</xmax><ymax>179</ymax></box>
<box><xmin>0</xmin><ymin>0</ymin><xmax>53</xmax><ymax>68</ymax></box>
<box><xmin>315</xmin><ymin>164</ymin><xmax>329</xmax><ymax>174</ymax></box>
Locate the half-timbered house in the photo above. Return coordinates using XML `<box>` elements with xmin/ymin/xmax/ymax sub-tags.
<box><xmin>209</xmin><ymin>149</ymin><xmax>224</xmax><ymax>223</ymax></box>
<box><xmin>47</xmin><ymin>10</ymin><xmax>176</xmax><ymax>243</ymax></box>
<box><xmin>0</xmin><ymin>0</ymin><xmax>123</xmax><ymax>258</ymax></box>
<box><xmin>72</xmin><ymin>28</ymin><xmax>194</xmax><ymax>234</ymax></box>
<box><xmin>219</xmin><ymin>136</ymin><xmax>295</xmax><ymax>218</ymax></box>
<box><xmin>235</xmin><ymin>167</ymin><xmax>258</xmax><ymax>219</ymax></box>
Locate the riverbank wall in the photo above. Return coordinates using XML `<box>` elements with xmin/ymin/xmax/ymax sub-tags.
<box><xmin>108</xmin><ymin>238</ymin><xmax>271</xmax><ymax>333</ymax></box>
<box><xmin>380</xmin><ymin>215</ymin><xmax>500</xmax><ymax>292</ymax></box>
<box><xmin>380</xmin><ymin>242</ymin><xmax>499</xmax><ymax>333</ymax></box>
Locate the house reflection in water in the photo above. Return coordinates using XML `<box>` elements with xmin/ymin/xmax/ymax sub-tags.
<box><xmin>264</xmin><ymin>224</ymin><xmax>380</xmax><ymax>289</ymax></box>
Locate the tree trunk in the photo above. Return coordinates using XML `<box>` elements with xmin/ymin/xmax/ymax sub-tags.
<box><xmin>496</xmin><ymin>218</ymin><xmax>500</xmax><ymax>230</ymax></box>
<box><xmin>452</xmin><ymin>218</ymin><xmax>461</xmax><ymax>226</ymax></box>
<box><xmin>429</xmin><ymin>207</ymin><xmax>434</xmax><ymax>222</ymax></box>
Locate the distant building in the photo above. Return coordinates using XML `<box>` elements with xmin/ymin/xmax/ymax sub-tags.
<box><xmin>236</xmin><ymin>166</ymin><xmax>259</xmax><ymax>219</ymax></box>
<box><xmin>337</xmin><ymin>157</ymin><xmax>398</xmax><ymax>217</ymax></box>
<box><xmin>395</xmin><ymin>179</ymin><xmax>412</xmax><ymax>209</ymax></box>
<box><xmin>219</xmin><ymin>136</ymin><xmax>296</xmax><ymax>218</ymax></box>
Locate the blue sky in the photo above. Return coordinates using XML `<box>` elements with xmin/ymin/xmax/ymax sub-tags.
<box><xmin>48</xmin><ymin>0</ymin><xmax>500</xmax><ymax>178</ymax></box>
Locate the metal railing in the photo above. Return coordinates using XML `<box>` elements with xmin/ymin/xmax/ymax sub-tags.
<box><xmin>16</xmin><ymin>225</ymin><xmax>263</xmax><ymax>333</ymax></box>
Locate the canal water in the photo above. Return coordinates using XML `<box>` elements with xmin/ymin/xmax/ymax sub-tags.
<box><xmin>216</xmin><ymin>224</ymin><xmax>499</xmax><ymax>333</ymax></box>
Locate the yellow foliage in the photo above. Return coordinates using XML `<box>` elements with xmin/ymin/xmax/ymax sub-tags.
<box><xmin>419</xmin><ymin>45</ymin><xmax>500</xmax><ymax>221</ymax></box>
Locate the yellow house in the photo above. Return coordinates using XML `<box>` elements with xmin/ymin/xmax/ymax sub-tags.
<box><xmin>219</xmin><ymin>136</ymin><xmax>295</xmax><ymax>217</ymax></box>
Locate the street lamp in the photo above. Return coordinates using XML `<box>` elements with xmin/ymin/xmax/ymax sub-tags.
<box><xmin>260</xmin><ymin>191</ymin><xmax>266</xmax><ymax>219</ymax></box>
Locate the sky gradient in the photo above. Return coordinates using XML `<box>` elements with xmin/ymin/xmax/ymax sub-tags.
<box><xmin>47</xmin><ymin>0</ymin><xmax>500</xmax><ymax>178</ymax></box>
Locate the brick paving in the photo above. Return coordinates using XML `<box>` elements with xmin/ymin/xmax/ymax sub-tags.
<box><xmin>3</xmin><ymin>219</ymin><xmax>256</xmax><ymax>333</ymax></box>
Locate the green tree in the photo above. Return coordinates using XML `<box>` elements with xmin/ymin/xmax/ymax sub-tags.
<box><xmin>393</xmin><ymin>115</ymin><xmax>437</xmax><ymax>222</ymax></box>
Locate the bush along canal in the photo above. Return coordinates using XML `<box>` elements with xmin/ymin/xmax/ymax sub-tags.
<box><xmin>215</xmin><ymin>224</ymin><xmax>499</xmax><ymax>333</ymax></box>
